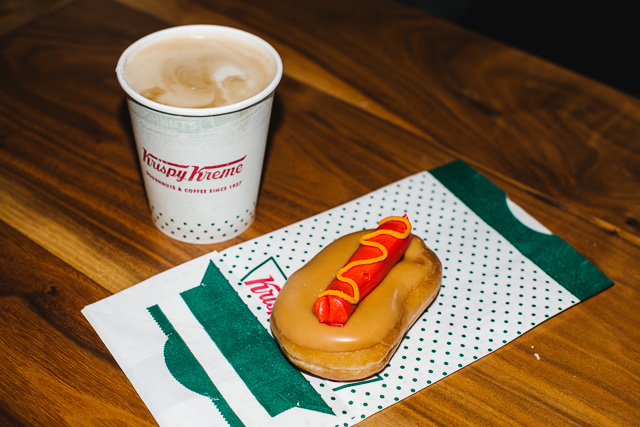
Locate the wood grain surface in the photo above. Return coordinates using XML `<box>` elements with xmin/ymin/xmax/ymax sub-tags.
<box><xmin>1</xmin><ymin>0</ymin><xmax>639</xmax><ymax>425</ymax></box>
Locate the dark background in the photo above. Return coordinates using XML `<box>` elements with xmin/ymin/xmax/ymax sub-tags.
<box><xmin>399</xmin><ymin>0</ymin><xmax>639</xmax><ymax>98</ymax></box>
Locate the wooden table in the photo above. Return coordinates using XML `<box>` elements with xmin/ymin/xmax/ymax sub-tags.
<box><xmin>2</xmin><ymin>0</ymin><xmax>639</xmax><ymax>425</ymax></box>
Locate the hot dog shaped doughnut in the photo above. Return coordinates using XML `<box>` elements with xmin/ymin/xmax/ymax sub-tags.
<box><xmin>270</xmin><ymin>220</ymin><xmax>442</xmax><ymax>381</ymax></box>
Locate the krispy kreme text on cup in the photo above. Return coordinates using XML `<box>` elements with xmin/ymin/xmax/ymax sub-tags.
<box><xmin>116</xmin><ymin>25</ymin><xmax>283</xmax><ymax>244</ymax></box>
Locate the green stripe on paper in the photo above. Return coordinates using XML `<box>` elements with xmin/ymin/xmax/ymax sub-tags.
<box><xmin>147</xmin><ymin>304</ymin><xmax>244</xmax><ymax>427</ymax></box>
<box><xmin>430</xmin><ymin>160</ymin><xmax>613</xmax><ymax>301</ymax></box>
<box><xmin>181</xmin><ymin>261</ymin><xmax>334</xmax><ymax>418</ymax></box>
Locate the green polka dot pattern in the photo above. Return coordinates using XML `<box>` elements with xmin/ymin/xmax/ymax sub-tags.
<box><xmin>150</xmin><ymin>205</ymin><xmax>255</xmax><ymax>243</ymax></box>
<box><xmin>213</xmin><ymin>163</ymin><xmax>611</xmax><ymax>426</ymax></box>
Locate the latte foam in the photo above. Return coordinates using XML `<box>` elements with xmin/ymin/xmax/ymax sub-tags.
<box><xmin>124</xmin><ymin>35</ymin><xmax>276</xmax><ymax>108</ymax></box>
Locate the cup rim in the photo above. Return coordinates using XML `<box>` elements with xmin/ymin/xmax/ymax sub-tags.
<box><xmin>116</xmin><ymin>24</ymin><xmax>283</xmax><ymax>117</ymax></box>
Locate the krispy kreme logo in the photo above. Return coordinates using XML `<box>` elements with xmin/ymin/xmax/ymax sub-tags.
<box><xmin>243</xmin><ymin>276</ymin><xmax>280</xmax><ymax>315</ymax></box>
<box><xmin>240</xmin><ymin>257</ymin><xmax>287</xmax><ymax>316</ymax></box>
<box><xmin>142</xmin><ymin>148</ymin><xmax>244</xmax><ymax>183</ymax></box>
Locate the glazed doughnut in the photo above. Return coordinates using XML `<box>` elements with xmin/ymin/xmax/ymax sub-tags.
<box><xmin>270</xmin><ymin>230</ymin><xmax>442</xmax><ymax>381</ymax></box>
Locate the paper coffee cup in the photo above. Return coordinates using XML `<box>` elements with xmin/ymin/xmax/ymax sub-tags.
<box><xmin>116</xmin><ymin>25</ymin><xmax>282</xmax><ymax>244</ymax></box>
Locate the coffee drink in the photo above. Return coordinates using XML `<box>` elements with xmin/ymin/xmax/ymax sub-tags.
<box><xmin>116</xmin><ymin>25</ymin><xmax>282</xmax><ymax>243</ymax></box>
<box><xmin>124</xmin><ymin>34</ymin><xmax>277</xmax><ymax>108</ymax></box>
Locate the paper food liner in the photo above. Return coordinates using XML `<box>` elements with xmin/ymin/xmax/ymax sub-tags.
<box><xmin>83</xmin><ymin>160</ymin><xmax>612</xmax><ymax>427</ymax></box>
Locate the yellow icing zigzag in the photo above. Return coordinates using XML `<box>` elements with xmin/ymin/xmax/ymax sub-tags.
<box><xmin>317</xmin><ymin>216</ymin><xmax>411</xmax><ymax>304</ymax></box>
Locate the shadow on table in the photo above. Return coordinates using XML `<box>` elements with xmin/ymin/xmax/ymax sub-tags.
<box><xmin>397</xmin><ymin>0</ymin><xmax>639</xmax><ymax>98</ymax></box>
